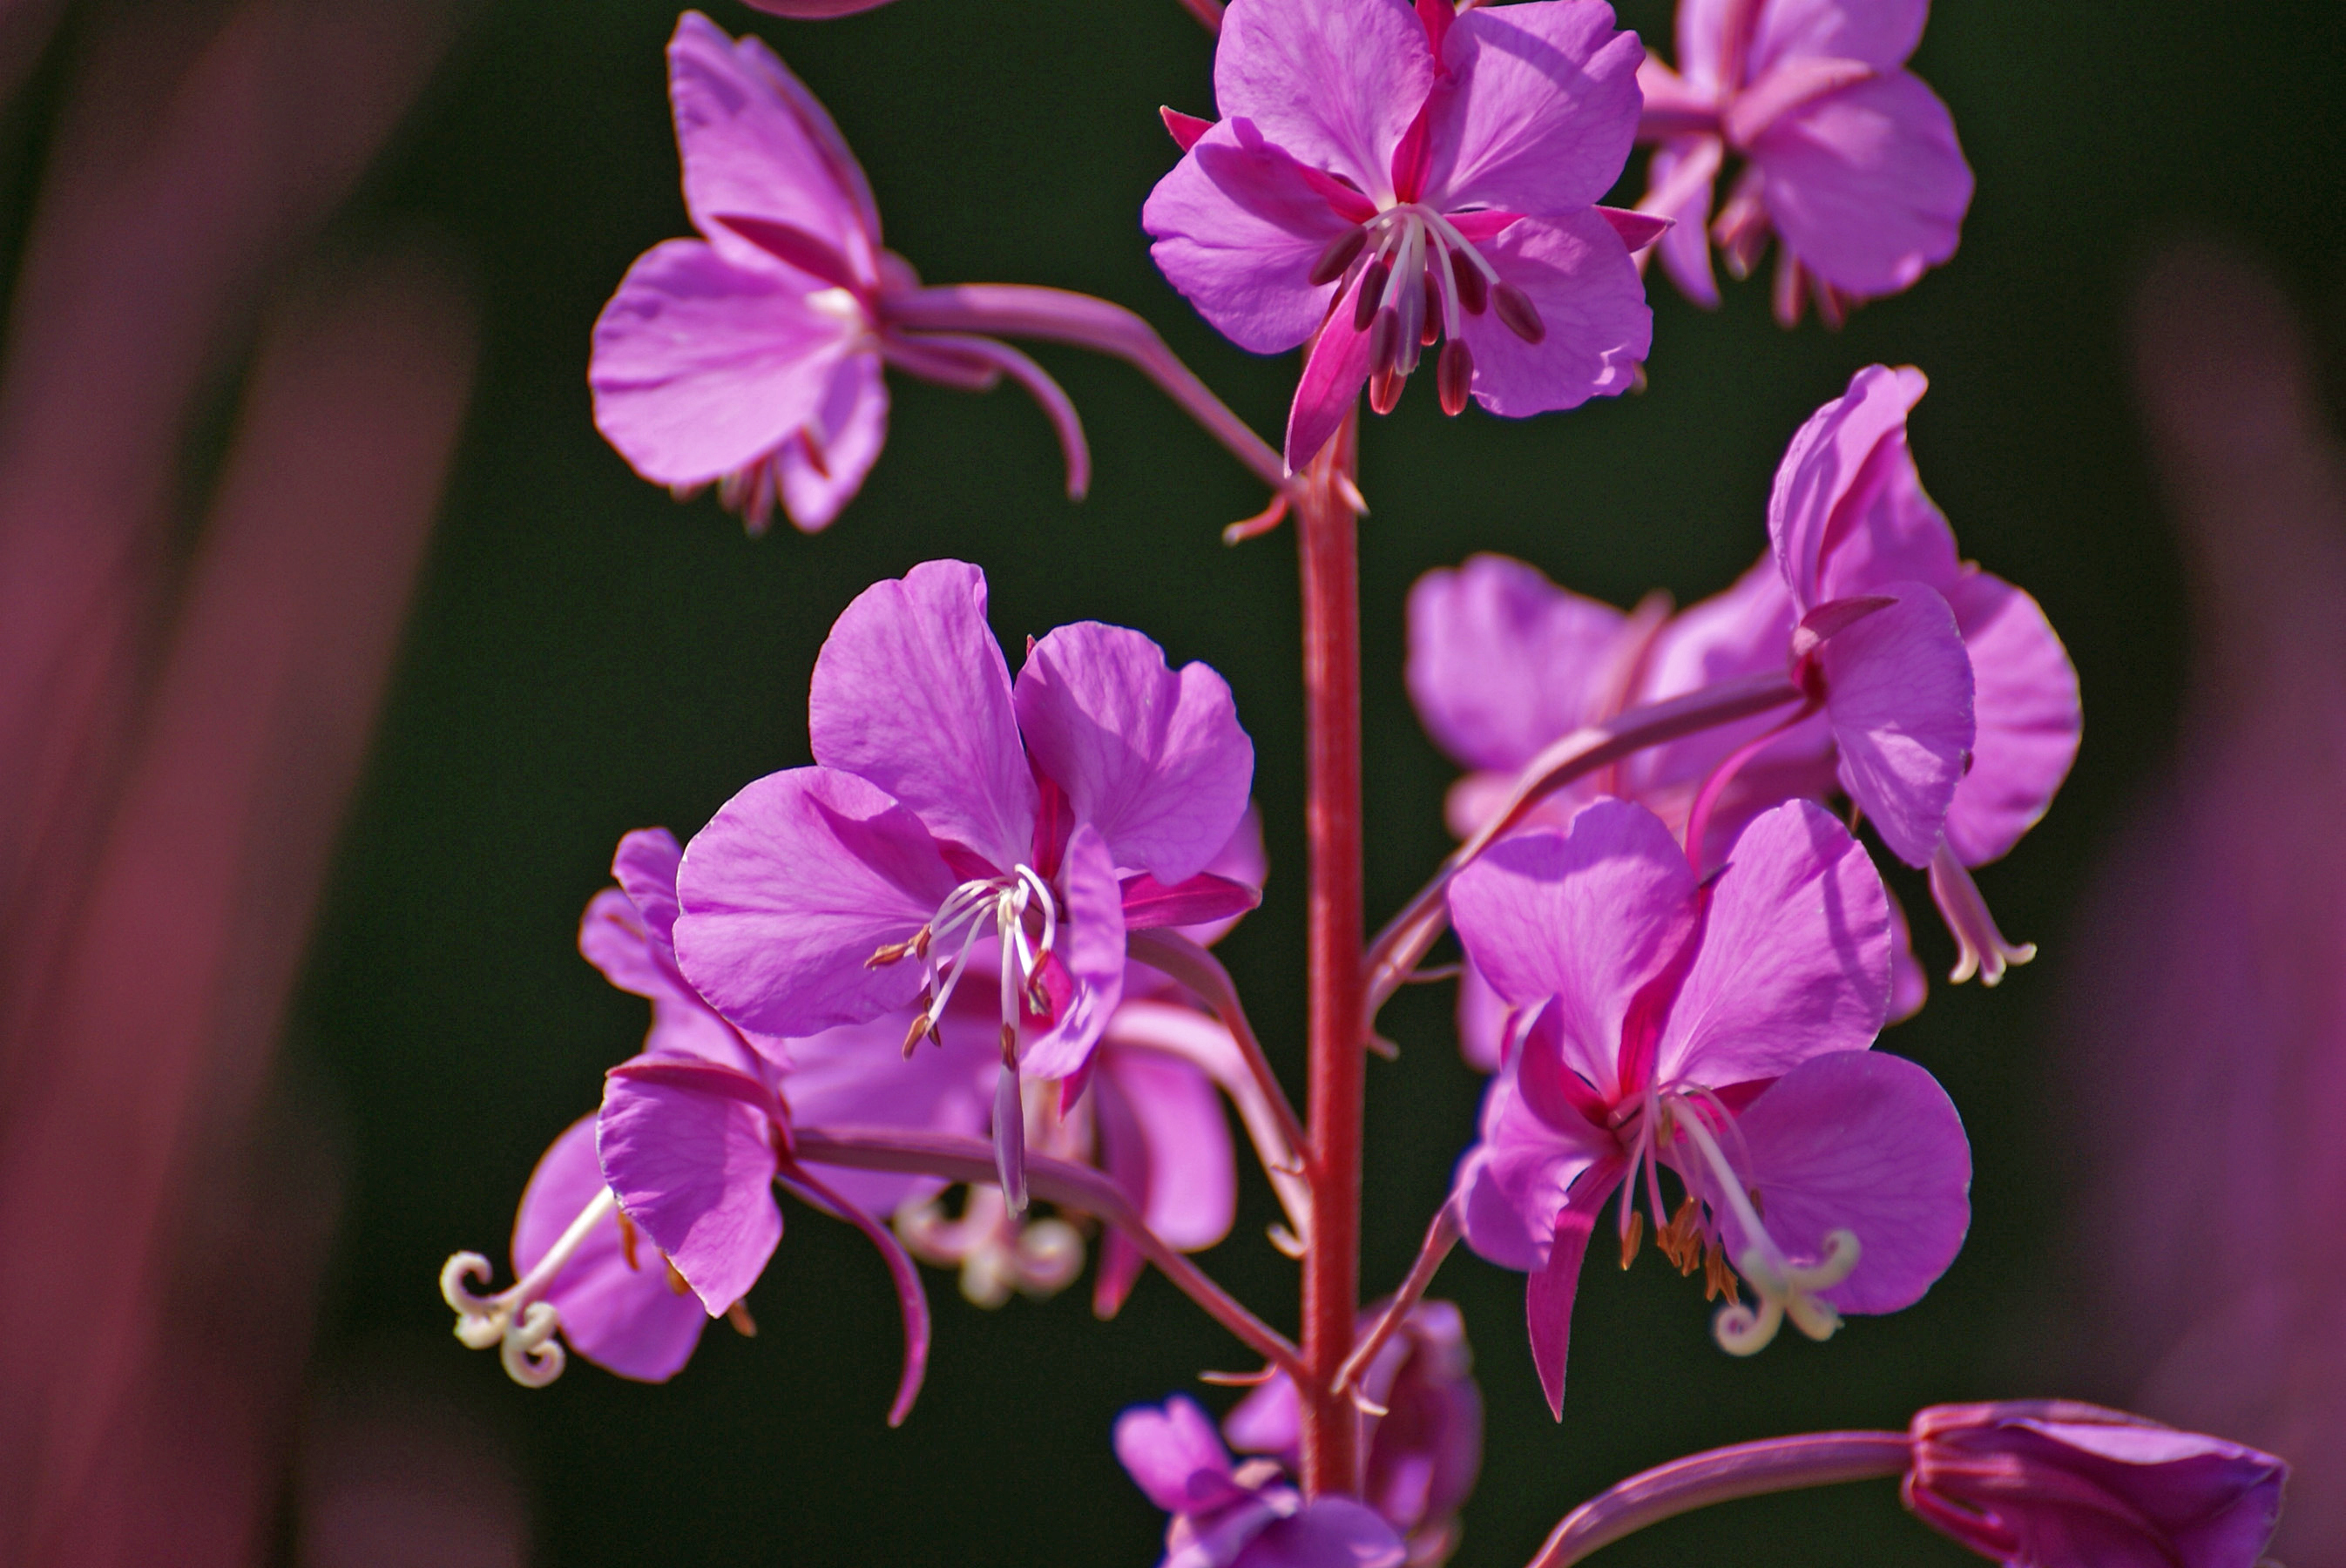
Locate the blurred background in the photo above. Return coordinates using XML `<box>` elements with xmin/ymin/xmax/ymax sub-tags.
<box><xmin>0</xmin><ymin>0</ymin><xmax>2339</xmax><ymax>1563</ymax></box>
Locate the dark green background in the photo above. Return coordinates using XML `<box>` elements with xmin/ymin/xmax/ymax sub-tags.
<box><xmin>280</xmin><ymin>0</ymin><xmax>2341</xmax><ymax>1560</ymax></box>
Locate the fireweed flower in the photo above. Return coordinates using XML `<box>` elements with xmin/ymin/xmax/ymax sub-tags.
<box><xmin>1143</xmin><ymin>0</ymin><xmax>1659</xmax><ymax>470</ymax></box>
<box><xmin>1634</xmin><ymin>0</ymin><xmax>1973</xmax><ymax>324</ymax></box>
<box><xmin>591</xmin><ymin>14</ymin><xmax>1091</xmax><ymax>532</ymax></box>
<box><xmin>1449</xmin><ymin>797</ymin><xmax>1971</xmax><ymax>1415</ymax></box>
<box><xmin>673</xmin><ymin>559</ymin><xmax>1256</xmax><ymax>1209</ymax></box>
<box><xmin>1116</xmin><ymin>1396</ymin><xmax>1407</xmax><ymax>1568</ymax></box>
<box><xmin>1225</xmin><ymin>1301</ymin><xmax>1484</xmax><ymax>1565</ymax></box>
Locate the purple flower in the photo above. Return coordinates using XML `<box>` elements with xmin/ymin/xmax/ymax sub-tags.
<box><xmin>1634</xmin><ymin>0</ymin><xmax>1973</xmax><ymax>324</ymax></box>
<box><xmin>1143</xmin><ymin>0</ymin><xmax>1656</xmax><ymax>470</ymax></box>
<box><xmin>674</xmin><ymin>559</ymin><xmax>1256</xmax><ymax>1207</ymax></box>
<box><xmin>1115</xmin><ymin>1396</ymin><xmax>1407</xmax><ymax>1568</ymax></box>
<box><xmin>1906</xmin><ymin>1402</ymin><xmax>2286</xmax><ymax>1568</ymax></box>
<box><xmin>1225</xmin><ymin>1301</ymin><xmax>1484</xmax><ymax>1565</ymax></box>
<box><xmin>1448</xmin><ymin>797</ymin><xmax>1971</xmax><ymax>1415</ymax></box>
<box><xmin>590</xmin><ymin>14</ymin><xmax>1092</xmax><ymax>532</ymax></box>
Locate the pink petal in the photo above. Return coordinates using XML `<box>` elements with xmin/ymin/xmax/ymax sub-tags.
<box><xmin>1722</xmin><ymin>1049</ymin><xmax>1971</xmax><ymax>1315</ymax></box>
<box><xmin>674</xmin><ymin>766</ymin><xmax>960</xmax><ymax>1036</ymax></box>
<box><xmin>1768</xmin><ymin>362</ymin><xmax>1932</xmax><ymax>609</ymax></box>
<box><xmin>580</xmin><ymin>886</ymin><xmax>761</xmax><ymax>1069</ymax></box>
<box><xmin>589</xmin><ymin>239</ymin><xmax>853</xmax><ymax>487</ymax></box>
<box><xmin>513</xmin><ymin>1115</ymin><xmax>707</xmax><ymax>1382</ymax></box>
<box><xmin>775</xmin><ymin>997</ymin><xmax>997</xmax><ymax>1213</ymax></box>
<box><xmin>1632</xmin><ymin>551</ymin><xmax>1803</xmax><ymax>790</ymax></box>
<box><xmin>1016</xmin><ymin>621</ymin><xmax>1254</xmax><ymax>884</ymax></box>
<box><xmin>1018</xmin><ymin>824</ymin><xmax>1127</xmax><ymax>1080</ymax></box>
<box><xmin>808</xmin><ymin>559</ymin><xmax>1038</xmax><ymax>869</ymax></box>
<box><xmin>1212</xmin><ymin>0</ymin><xmax>1432</xmax><ymax>206</ymax></box>
<box><xmin>1121</xmin><ymin>871</ymin><xmax>1262</xmax><ymax>930</ymax></box>
<box><xmin>1809</xmin><ymin>416</ymin><xmax>1962</xmax><ymax>603</ymax></box>
<box><xmin>1650</xmin><ymin>137</ymin><xmax>1724</xmax><ymax>306</ymax></box>
<box><xmin>1748</xmin><ymin>0</ymin><xmax>1928</xmax><ymax>79</ymax></box>
<box><xmin>1817</xmin><ymin>581</ymin><xmax>1974</xmax><ymax>867</ymax></box>
<box><xmin>1884</xmin><ymin>883</ymin><xmax>1929</xmax><ymax>1023</ymax></box>
<box><xmin>1636</xmin><ymin>56</ymin><xmax>1721</xmax><ymax>138</ymax></box>
<box><xmin>1446</xmin><ymin>800</ymin><xmax>1697</xmax><ymax>1096</ymax></box>
<box><xmin>1093</xmin><ymin>1044</ymin><xmax>1235</xmax><ymax>1315</ymax></box>
<box><xmin>775</xmin><ymin>348</ymin><xmax>889</xmax><ymax>532</ymax></box>
<box><xmin>1284</xmin><ymin>274</ymin><xmax>1376</xmax><ymax>470</ymax></box>
<box><xmin>598</xmin><ymin>1061</ymin><xmax>784</xmax><ymax>1316</ymax></box>
<box><xmin>1750</xmin><ymin>71</ymin><xmax>1971</xmax><ymax>299</ymax></box>
<box><xmin>1454</xmin><ymin>210</ymin><xmax>1651</xmax><ymax>419</ymax></box>
<box><xmin>1236</xmin><ymin>1500</ymin><xmax>1407</xmax><ymax>1568</ymax></box>
<box><xmin>1671</xmin><ymin>0</ymin><xmax>1734</xmax><ymax>89</ymax></box>
<box><xmin>666</xmin><ymin>12</ymin><xmax>880</xmax><ymax>281</ymax></box>
<box><xmin>1424</xmin><ymin>0</ymin><xmax>1644</xmax><ymax>214</ymax></box>
<box><xmin>1115</xmin><ymin>1396</ymin><xmax>1241</xmax><ymax>1514</ymax></box>
<box><xmin>1456</xmin><ymin>956</ymin><xmax>1509</xmax><ymax>1074</ymax></box>
<box><xmin>1943</xmin><ymin>571</ymin><xmax>2080</xmax><ymax>867</ymax></box>
<box><xmin>1144</xmin><ymin>123</ymin><xmax>1359</xmax><ymax>355</ymax></box>
<box><xmin>1657</xmin><ymin>800</ymin><xmax>1890</xmax><ymax>1087</ymax></box>
<box><xmin>1404</xmin><ymin>553</ymin><xmax>1630</xmax><ymax>772</ymax></box>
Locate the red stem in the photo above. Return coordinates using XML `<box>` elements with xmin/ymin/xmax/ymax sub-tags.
<box><xmin>1297</xmin><ymin>413</ymin><xmax>1364</xmax><ymax>1497</ymax></box>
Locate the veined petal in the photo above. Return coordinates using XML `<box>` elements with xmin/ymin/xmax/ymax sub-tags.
<box><xmin>1454</xmin><ymin>1087</ymin><xmax>1610</xmax><ymax>1274</ymax></box>
<box><xmin>1646</xmin><ymin>136</ymin><xmax>1723</xmax><ymax>308</ymax></box>
<box><xmin>1212</xmin><ymin>0</ymin><xmax>1431</xmax><ymax>206</ymax></box>
<box><xmin>1810</xmin><ymin>416</ymin><xmax>1962</xmax><ymax>601</ymax></box>
<box><xmin>1101</xmin><ymin>1045</ymin><xmax>1236</xmax><ymax>1251</ymax></box>
<box><xmin>598</xmin><ymin>1063</ymin><xmax>784</xmax><ymax>1317</ymax></box>
<box><xmin>1751</xmin><ymin>71</ymin><xmax>1971</xmax><ymax>300</ymax></box>
<box><xmin>611</xmin><ymin>828</ymin><xmax>687</xmax><ymax>951</ymax></box>
<box><xmin>776</xmin><ymin>348</ymin><xmax>889</xmax><ymax>533</ymax></box>
<box><xmin>1632</xmin><ymin>552</ymin><xmax>1803</xmax><ymax>791</ymax></box>
<box><xmin>1748</xmin><ymin>0</ymin><xmax>1928</xmax><ymax>79</ymax></box>
<box><xmin>1019</xmin><ymin>824</ymin><xmax>1126</xmax><ymax>1080</ymax></box>
<box><xmin>675</xmin><ymin>766</ymin><xmax>959</xmax><ymax>1036</ymax></box>
<box><xmin>1819</xmin><ymin>581</ymin><xmax>1973</xmax><ymax>867</ymax></box>
<box><xmin>667</xmin><ymin>11</ymin><xmax>880</xmax><ymax>281</ymax></box>
<box><xmin>1425</xmin><ymin>0</ymin><xmax>1644</xmax><ymax>215</ymax></box>
<box><xmin>1145</xmin><ymin>124</ymin><xmax>1359</xmax><ymax>355</ymax></box>
<box><xmin>1943</xmin><ymin>571</ymin><xmax>2080</xmax><ymax>867</ymax></box>
<box><xmin>513</xmin><ymin>1115</ymin><xmax>707</xmax><ymax>1382</ymax></box>
<box><xmin>1116</xmin><ymin>1395</ymin><xmax>1242</xmax><ymax>1515</ymax></box>
<box><xmin>1016</xmin><ymin>622</ymin><xmax>1254</xmax><ymax>885</ymax></box>
<box><xmin>808</xmin><ymin>559</ymin><xmax>1038</xmax><ymax>869</ymax></box>
<box><xmin>778</xmin><ymin>997</ymin><xmax>997</xmax><ymax>1214</ymax></box>
<box><xmin>1285</xmin><ymin>275</ymin><xmax>1377</xmax><ymax>470</ymax></box>
<box><xmin>1448</xmin><ymin>801</ymin><xmax>1697</xmax><ymax>1096</ymax></box>
<box><xmin>1658</xmin><ymin>801</ymin><xmax>1890</xmax><ymax>1087</ymax></box>
<box><xmin>1405</xmin><ymin>554</ymin><xmax>1630</xmax><ymax>772</ymax></box>
<box><xmin>581</xmin><ymin>888</ymin><xmax>760</xmax><ymax>1069</ymax></box>
<box><xmin>590</xmin><ymin>239</ymin><xmax>855</xmax><ymax>487</ymax></box>
<box><xmin>1768</xmin><ymin>363</ymin><xmax>1932</xmax><ymax>608</ymax></box>
<box><xmin>1721</xmin><ymin>1049</ymin><xmax>1971</xmax><ymax>1314</ymax></box>
<box><xmin>1454</xmin><ymin>211</ymin><xmax>1651</xmax><ymax>418</ymax></box>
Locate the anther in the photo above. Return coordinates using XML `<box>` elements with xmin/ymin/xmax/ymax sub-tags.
<box><xmin>1420</xmin><ymin>271</ymin><xmax>1443</xmax><ymax>348</ymax></box>
<box><xmin>666</xmin><ymin>1260</ymin><xmax>692</xmax><ymax>1296</ymax></box>
<box><xmin>1452</xmin><ymin>260</ymin><xmax>1487</xmax><ymax>315</ymax></box>
<box><xmin>617</xmin><ymin>1208</ymin><xmax>642</xmax><ymax>1272</ymax></box>
<box><xmin>903</xmin><ymin>1006</ymin><xmax>935</xmax><ymax>1058</ymax></box>
<box><xmin>1704</xmin><ymin>1239</ymin><xmax>1736</xmax><ymax>1302</ymax></box>
<box><xmin>726</xmin><ymin>1299</ymin><xmax>759</xmax><ymax>1337</ymax></box>
<box><xmin>1309</xmin><ymin>226</ymin><xmax>1368</xmax><ymax>287</ymax></box>
<box><xmin>1354</xmin><ymin>259</ymin><xmax>1389</xmax><ymax>332</ymax></box>
<box><xmin>1369</xmin><ymin>364</ymin><xmax>1404</xmax><ymax>417</ymax></box>
<box><xmin>1368</xmin><ymin>307</ymin><xmax>1401</xmax><ymax>380</ymax></box>
<box><xmin>1619</xmin><ymin>1210</ymin><xmax>1645</xmax><ymax>1270</ymax></box>
<box><xmin>1437</xmin><ymin>340</ymin><xmax>1472</xmax><ymax>416</ymax></box>
<box><xmin>1491</xmin><ymin>281</ymin><xmax>1545</xmax><ymax>344</ymax></box>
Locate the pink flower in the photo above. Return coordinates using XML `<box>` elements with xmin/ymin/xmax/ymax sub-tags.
<box><xmin>1448</xmin><ymin>798</ymin><xmax>1971</xmax><ymax>1416</ymax></box>
<box><xmin>1634</xmin><ymin>0</ymin><xmax>1973</xmax><ymax>324</ymax></box>
<box><xmin>673</xmin><ymin>560</ymin><xmax>1257</xmax><ymax>1206</ymax></box>
<box><xmin>1115</xmin><ymin>1396</ymin><xmax>1406</xmax><ymax>1568</ymax></box>
<box><xmin>1142</xmin><ymin>0</ymin><xmax>1657</xmax><ymax>469</ymax></box>
<box><xmin>1907</xmin><ymin>1402</ymin><xmax>2286</xmax><ymax>1568</ymax></box>
<box><xmin>590</xmin><ymin>14</ymin><xmax>1092</xmax><ymax>532</ymax></box>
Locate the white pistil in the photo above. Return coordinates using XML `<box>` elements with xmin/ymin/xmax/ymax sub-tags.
<box><xmin>1671</xmin><ymin>1106</ymin><xmax>1861</xmax><ymax>1356</ymax></box>
<box><xmin>440</xmin><ymin>1186</ymin><xmax>619</xmax><ymax>1387</ymax></box>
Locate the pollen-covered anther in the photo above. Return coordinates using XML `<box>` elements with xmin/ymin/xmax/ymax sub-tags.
<box><xmin>866</xmin><ymin>928</ymin><xmax>930</xmax><ymax>968</ymax></box>
<box><xmin>1619</xmin><ymin>1210</ymin><xmax>1645</xmax><ymax>1269</ymax></box>
<box><xmin>1658</xmin><ymin>1194</ymin><xmax>1705</xmax><ymax>1274</ymax></box>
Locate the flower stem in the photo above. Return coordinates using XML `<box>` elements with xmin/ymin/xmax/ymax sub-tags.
<box><xmin>1297</xmin><ymin>410</ymin><xmax>1365</xmax><ymax>1497</ymax></box>
<box><xmin>1334</xmin><ymin>1196</ymin><xmax>1461</xmax><ymax>1396</ymax></box>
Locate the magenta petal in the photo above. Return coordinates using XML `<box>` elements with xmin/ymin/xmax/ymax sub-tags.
<box><xmin>598</xmin><ymin>1064</ymin><xmax>783</xmax><ymax>1317</ymax></box>
<box><xmin>1456</xmin><ymin>957</ymin><xmax>1508</xmax><ymax>1074</ymax></box>
<box><xmin>1404</xmin><ymin>554</ymin><xmax>1630</xmax><ymax>772</ymax></box>
<box><xmin>1286</xmin><ymin>279</ymin><xmax>1376</xmax><ymax>471</ymax></box>
<box><xmin>611</xmin><ymin>828</ymin><xmax>687</xmax><ymax>948</ymax></box>
<box><xmin>775</xmin><ymin>348</ymin><xmax>889</xmax><ymax>532</ymax></box>
<box><xmin>778</xmin><ymin>1001</ymin><xmax>997</xmax><ymax>1213</ymax></box>
<box><xmin>1020</xmin><ymin>824</ymin><xmax>1127</xmax><ymax>1080</ymax></box>
<box><xmin>1768</xmin><ymin>363</ymin><xmax>1932</xmax><ymax>608</ymax></box>
<box><xmin>667</xmin><ymin>12</ymin><xmax>879</xmax><ymax>280</ymax></box>
<box><xmin>1748</xmin><ymin>0</ymin><xmax>1929</xmax><ymax>77</ymax></box>
<box><xmin>1942</xmin><ymin>571</ymin><xmax>2080</xmax><ymax>866</ymax></box>
<box><xmin>1817</xmin><ymin>581</ymin><xmax>1974</xmax><ymax>867</ymax></box>
<box><xmin>1659</xmin><ymin>801</ymin><xmax>1890</xmax><ymax>1085</ymax></box>
<box><xmin>1106</xmin><ymin>1046</ymin><xmax>1237</xmax><ymax>1251</ymax></box>
<box><xmin>1446</xmin><ymin>801</ymin><xmax>1697</xmax><ymax>1092</ymax></box>
<box><xmin>1236</xmin><ymin>1500</ymin><xmax>1407</xmax><ymax>1568</ymax></box>
<box><xmin>513</xmin><ymin>1116</ymin><xmax>708</xmax><ymax>1382</ymax></box>
<box><xmin>1646</xmin><ymin>137</ymin><xmax>1723</xmax><ymax>308</ymax></box>
<box><xmin>1453</xmin><ymin>211</ymin><xmax>1651</xmax><ymax>418</ymax></box>
<box><xmin>581</xmin><ymin>887</ymin><xmax>760</xmax><ymax>1069</ymax></box>
<box><xmin>1525</xmin><ymin>1179</ymin><xmax>1605</xmax><ymax>1419</ymax></box>
<box><xmin>1750</xmin><ymin>71</ymin><xmax>1971</xmax><ymax>299</ymax></box>
<box><xmin>808</xmin><ymin>560</ymin><xmax>1038</xmax><ymax>869</ymax></box>
<box><xmin>589</xmin><ymin>239</ymin><xmax>852</xmax><ymax>486</ymax></box>
<box><xmin>1724</xmin><ymin>1049</ymin><xmax>1971</xmax><ymax>1314</ymax></box>
<box><xmin>1016</xmin><ymin>621</ymin><xmax>1254</xmax><ymax>885</ymax></box>
<box><xmin>1144</xmin><ymin>125</ymin><xmax>1359</xmax><ymax>355</ymax></box>
<box><xmin>1884</xmin><ymin>882</ymin><xmax>1928</xmax><ymax>1023</ymax></box>
<box><xmin>675</xmin><ymin>766</ymin><xmax>959</xmax><ymax>1035</ymax></box>
<box><xmin>1425</xmin><ymin>0</ymin><xmax>1644</xmax><ymax>214</ymax></box>
<box><xmin>1212</xmin><ymin>0</ymin><xmax>1432</xmax><ymax>203</ymax></box>
<box><xmin>1116</xmin><ymin>1395</ymin><xmax>1241</xmax><ymax>1514</ymax></box>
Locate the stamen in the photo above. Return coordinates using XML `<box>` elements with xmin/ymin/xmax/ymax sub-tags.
<box><xmin>666</xmin><ymin>1260</ymin><xmax>692</xmax><ymax>1295</ymax></box>
<box><xmin>903</xmin><ymin>1003</ymin><xmax>935</xmax><ymax>1058</ymax></box>
<box><xmin>1309</xmin><ymin>226</ymin><xmax>1369</xmax><ymax>286</ymax></box>
<box><xmin>1437</xmin><ymin>340</ymin><xmax>1472</xmax><ymax>416</ymax></box>
<box><xmin>1673</xmin><ymin>1108</ymin><xmax>1861</xmax><ymax>1356</ymax></box>
<box><xmin>1619</xmin><ymin>1210</ymin><xmax>1645</xmax><ymax>1269</ymax></box>
<box><xmin>1368</xmin><ymin>309</ymin><xmax>1401</xmax><ymax>382</ymax></box>
<box><xmin>727</xmin><ymin>1298</ymin><xmax>760</xmax><ymax>1336</ymax></box>
<box><xmin>1930</xmin><ymin>841</ymin><xmax>2037</xmax><ymax>986</ymax></box>
<box><xmin>1492</xmin><ymin>281</ymin><xmax>1545</xmax><ymax>344</ymax></box>
<box><xmin>1452</xmin><ymin>258</ymin><xmax>1488</xmax><ymax>315</ymax></box>
<box><xmin>1369</xmin><ymin>363</ymin><xmax>1404</xmax><ymax>417</ymax></box>
<box><xmin>1354</xmin><ymin>259</ymin><xmax>1390</xmax><ymax>331</ymax></box>
<box><xmin>617</xmin><ymin>1208</ymin><xmax>641</xmax><ymax>1272</ymax></box>
<box><xmin>1419</xmin><ymin>269</ymin><xmax>1442</xmax><ymax>348</ymax></box>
